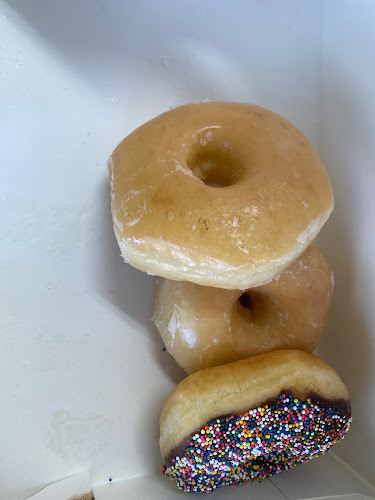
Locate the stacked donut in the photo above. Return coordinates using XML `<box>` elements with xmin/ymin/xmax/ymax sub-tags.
<box><xmin>109</xmin><ymin>102</ymin><xmax>351</xmax><ymax>494</ymax></box>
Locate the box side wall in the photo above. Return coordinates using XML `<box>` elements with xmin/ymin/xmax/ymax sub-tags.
<box><xmin>318</xmin><ymin>0</ymin><xmax>375</xmax><ymax>487</ymax></box>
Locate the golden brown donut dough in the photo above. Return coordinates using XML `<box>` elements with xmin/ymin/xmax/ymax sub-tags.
<box><xmin>154</xmin><ymin>243</ymin><xmax>334</xmax><ymax>373</ymax></box>
<box><xmin>160</xmin><ymin>350</ymin><xmax>350</xmax><ymax>457</ymax></box>
<box><xmin>109</xmin><ymin>102</ymin><xmax>333</xmax><ymax>289</ymax></box>
<box><xmin>160</xmin><ymin>350</ymin><xmax>351</xmax><ymax>493</ymax></box>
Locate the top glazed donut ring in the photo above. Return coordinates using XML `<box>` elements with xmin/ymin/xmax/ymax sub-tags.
<box><xmin>109</xmin><ymin>102</ymin><xmax>333</xmax><ymax>289</ymax></box>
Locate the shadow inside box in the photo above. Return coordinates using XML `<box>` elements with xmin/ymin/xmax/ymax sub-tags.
<box><xmin>4</xmin><ymin>0</ymin><xmax>289</xmax><ymax>113</ymax></box>
<box><xmin>4</xmin><ymin>0</ymin><xmax>242</xmax><ymax>99</ymax></box>
<box><xmin>89</xmin><ymin>177</ymin><xmax>186</xmax><ymax>384</ymax></box>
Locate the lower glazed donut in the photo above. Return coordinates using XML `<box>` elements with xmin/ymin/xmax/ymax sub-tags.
<box><xmin>160</xmin><ymin>350</ymin><xmax>351</xmax><ymax>494</ymax></box>
<box><xmin>154</xmin><ymin>243</ymin><xmax>333</xmax><ymax>373</ymax></box>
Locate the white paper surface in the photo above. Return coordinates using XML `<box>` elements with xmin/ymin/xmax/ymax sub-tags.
<box><xmin>26</xmin><ymin>472</ymin><xmax>92</xmax><ymax>500</ymax></box>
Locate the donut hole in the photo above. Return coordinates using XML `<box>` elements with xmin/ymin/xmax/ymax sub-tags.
<box><xmin>189</xmin><ymin>150</ymin><xmax>239</xmax><ymax>188</ymax></box>
<box><xmin>237</xmin><ymin>292</ymin><xmax>256</xmax><ymax>312</ymax></box>
<box><xmin>236</xmin><ymin>291</ymin><xmax>282</xmax><ymax>328</ymax></box>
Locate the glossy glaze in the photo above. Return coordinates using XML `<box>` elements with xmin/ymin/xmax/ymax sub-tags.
<box><xmin>154</xmin><ymin>243</ymin><xmax>334</xmax><ymax>373</ymax></box>
<box><xmin>110</xmin><ymin>102</ymin><xmax>333</xmax><ymax>289</ymax></box>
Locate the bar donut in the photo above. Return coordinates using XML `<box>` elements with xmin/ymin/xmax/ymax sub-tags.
<box><xmin>154</xmin><ymin>243</ymin><xmax>334</xmax><ymax>373</ymax></box>
<box><xmin>160</xmin><ymin>350</ymin><xmax>351</xmax><ymax>493</ymax></box>
<box><xmin>109</xmin><ymin>101</ymin><xmax>333</xmax><ymax>289</ymax></box>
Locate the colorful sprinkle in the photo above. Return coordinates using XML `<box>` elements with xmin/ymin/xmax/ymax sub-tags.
<box><xmin>162</xmin><ymin>395</ymin><xmax>351</xmax><ymax>493</ymax></box>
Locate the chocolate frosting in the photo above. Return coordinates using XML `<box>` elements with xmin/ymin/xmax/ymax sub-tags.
<box><xmin>164</xmin><ymin>391</ymin><xmax>351</xmax><ymax>467</ymax></box>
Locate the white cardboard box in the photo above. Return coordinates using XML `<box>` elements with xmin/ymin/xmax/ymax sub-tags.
<box><xmin>1</xmin><ymin>1</ymin><xmax>374</xmax><ymax>499</ymax></box>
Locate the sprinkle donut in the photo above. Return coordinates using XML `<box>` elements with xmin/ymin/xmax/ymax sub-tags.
<box><xmin>160</xmin><ymin>350</ymin><xmax>351</xmax><ymax>493</ymax></box>
<box><xmin>109</xmin><ymin>102</ymin><xmax>333</xmax><ymax>289</ymax></box>
<box><xmin>154</xmin><ymin>243</ymin><xmax>334</xmax><ymax>373</ymax></box>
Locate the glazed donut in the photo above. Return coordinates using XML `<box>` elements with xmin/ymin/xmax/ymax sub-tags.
<box><xmin>160</xmin><ymin>350</ymin><xmax>351</xmax><ymax>493</ymax></box>
<box><xmin>154</xmin><ymin>243</ymin><xmax>334</xmax><ymax>373</ymax></box>
<box><xmin>109</xmin><ymin>102</ymin><xmax>333</xmax><ymax>289</ymax></box>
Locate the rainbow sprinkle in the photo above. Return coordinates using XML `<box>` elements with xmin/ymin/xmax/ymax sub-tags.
<box><xmin>162</xmin><ymin>394</ymin><xmax>351</xmax><ymax>493</ymax></box>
